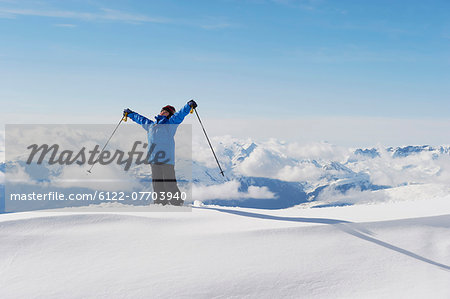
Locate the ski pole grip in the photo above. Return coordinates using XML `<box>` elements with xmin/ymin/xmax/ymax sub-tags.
<box><xmin>190</xmin><ymin>106</ymin><xmax>194</xmax><ymax>114</ymax></box>
<box><xmin>123</xmin><ymin>112</ymin><xmax>128</xmax><ymax>122</ymax></box>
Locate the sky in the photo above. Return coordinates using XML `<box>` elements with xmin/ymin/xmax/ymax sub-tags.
<box><xmin>0</xmin><ymin>0</ymin><xmax>449</xmax><ymax>146</ymax></box>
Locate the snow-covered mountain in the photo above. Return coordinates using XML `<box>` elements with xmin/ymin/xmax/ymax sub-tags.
<box><xmin>191</xmin><ymin>138</ymin><xmax>450</xmax><ymax>208</ymax></box>
<box><xmin>2</xmin><ymin>137</ymin><xmax>450</xmax><ymax>211</ymax></box>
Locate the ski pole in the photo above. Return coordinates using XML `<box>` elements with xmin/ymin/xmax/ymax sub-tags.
<box><xmin>193</xmin><ymin>107</ymin><xmax>225</xmax><ymax>177</ymax></box>
<box><xmin>87</xmin><ymin>112</ymin><xmax>128</xmax><ymax>174</ymax></box>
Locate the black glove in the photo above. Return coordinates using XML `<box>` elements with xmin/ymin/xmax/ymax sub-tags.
<box><xmin>188</xmin><ymin>100</ymin><xmax>197</xmax><ymax>109</ymax></box>
<box><xmin>123</xmin><ymin>108</ymin><xmax>134</xmax><ymax>116</ymax></box>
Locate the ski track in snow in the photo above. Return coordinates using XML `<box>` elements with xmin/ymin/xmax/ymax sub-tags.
<box><xmin>0</xmin><ymin>198</ymin><xmax>449</xmax><ymax>298</ymax></box>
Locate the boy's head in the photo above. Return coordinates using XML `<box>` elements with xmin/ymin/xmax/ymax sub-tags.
<box><xmin>160</xmin><ymin>105</ymin><xmax>176</xmax><ymax>118</ymax></box>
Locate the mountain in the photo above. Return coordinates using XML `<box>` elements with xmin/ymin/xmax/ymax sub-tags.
<box><xmin>388</xmin><ymin>145</ymin><xmax>434</xmax><ymax>158</ymax></box>
<box><xmin>387</xmin><ymin>145</ymin><xmax>450</xmax><ymax>158</ymax></box>
<box><xmin>1</xmin><ymin>140</ymin><xmax>450</xmax><ymax>211</ymax></box>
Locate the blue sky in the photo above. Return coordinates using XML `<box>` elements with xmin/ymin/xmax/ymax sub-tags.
<box><xmin>0</xmin><ymin>0</ymin><xmax>449</xmax><ymax>144</ymax></box>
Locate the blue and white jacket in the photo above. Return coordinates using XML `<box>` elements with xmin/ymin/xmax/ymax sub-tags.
<box><xmin>128</xmin><ymin>103</ymin><xmax>191</xmax><ymax>165</ymax></box>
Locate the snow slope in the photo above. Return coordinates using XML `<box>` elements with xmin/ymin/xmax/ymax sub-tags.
<box><xmin>0</xmin><ymin>197</ymin><xmax>449</xmax><ymax>298</ymax></box>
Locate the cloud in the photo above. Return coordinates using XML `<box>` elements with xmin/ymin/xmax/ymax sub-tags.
<box><xmin>51</xmin><ymin>163</ymin><xmax>143</xmax><ymax>192</ymax></box>
<box><xmin>232</xmin><ymin>140</ymin><xmax>351</xmax><ymax>183</ymax></box>
<box><xmin>3</xmin><ymin>163</ymin><xmax>32</xmax><ymax>183</ymax></box>
<box><xmin>0</xmin><ymin>7</ymin><xmax>170</xmax><ymax>24</ymax></box>
<box><xmin>54</xmin><ymin>23</ymin><xmax>77</xmax><ymax>28</ymax></box>
<box><xmin>192</xmin><ymin>180</ymin><xmax>276</xmax><ymax>201</ymax></box>
<box><xmin>191</xmin><ymin>136</ymin><xmax>450</xmax><ymax>203</ymax></box>
<box><xmin>0</xmin><ymin>6</ymin><xmax>235</xmax><ymax>30</ymax></box>
<box><xmin>200</xmin><ymin>22</ymin><xmax>234</xmax><ymax>30</ymax></box>
<box><xmin>2</xmin><ymin>125</ymin><xmax>450</xmax><ymax>207</ymax></box>
<box><xmin>235</xmin><ymin>146</ymin><xmax>293</xmax><ymax>178</ymax></box>
<box><xmin>285</xmin><ymin>46</ymin><xmax>423</xmax><ymax>64</ymax></box>
<box><xmin>271</xmin><ymin>0</ymin><xmax>322</xmax><ymax>10</ymax></box>
<box><xmin>282</xmin><ymin>141</ymin><xmax>349</xmax><ymax>161</ymax></box>
<box><xmin>277</xmin><ymin>163</ymin><xmax>324</xmax><ymax>182</ymax></box>
<box><xmin>0</xmin><ymin>131</ymin><xmax>4</xmax><ymax>163</ymax></box>
<box><xmin>195</xmin><ymin>117</ymin><xmax>450</xmax><ymax>148</ymax></box>
<box><xmin>315</xmin><ymin>183</ymin><xmax>450</xmax><ymax>206</ymax></box>
<box><xmin>350</xmin><ymin>147</ymin><xmax>450</xmax><ymax>187</ymax></box>
<box><xmin>197</xmin><ymin>17</ymin><xmax>236</xmax><ymax>30</ymax></box>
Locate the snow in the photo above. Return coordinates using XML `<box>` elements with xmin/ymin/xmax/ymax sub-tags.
<box><xmin>0</xmin><ymin>197</ymin><xmax>449</xmax><ymax>298</ymax></box>
<box><xmin>1</xmin><ymin>137</ymin><xmax>450</xmax><ymax>296</ymax></box>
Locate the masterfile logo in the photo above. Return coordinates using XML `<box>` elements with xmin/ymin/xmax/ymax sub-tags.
<box><xmin>26</xmin><ymin>141</ymin><xmax>170</xmax><ymax>170</ymax></box>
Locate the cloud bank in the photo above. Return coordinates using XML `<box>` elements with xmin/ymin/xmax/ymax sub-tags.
<box><xmin>2</xmin><ymin>129</ymin><xmax>450</xmax><ymax>208</ymax></box>
<box><xmin>192</xmin><ymin>180</ymin><xmax>276</xmax><ymax>201</ymax></box>
<box><xmin>0</xmin><ymin>7</ymin><xmax>169</xmax><ymax>24</ymax></box>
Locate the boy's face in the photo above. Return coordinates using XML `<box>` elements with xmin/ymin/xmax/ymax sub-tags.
<box><xmin>159</xmin><ymin>109</ymin><xmax>170</xmax><ymax>117</ymax></box>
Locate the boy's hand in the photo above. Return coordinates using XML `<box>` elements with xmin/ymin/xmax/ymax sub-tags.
<box><xmin>123</xmin><ymin>108</ymin><xmax>134</xmax><ymax>116</ymax></box>
<box><xmin>188</xmin><ymin>100</ymin><xmax>197</xmax><ymax>109</ymax></box>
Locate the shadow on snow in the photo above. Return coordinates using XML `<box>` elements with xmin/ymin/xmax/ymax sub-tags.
<box><xmin>197</xmin><ymin>207</ymin><xmax>450</xmax><ymax>272</ymax></box>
